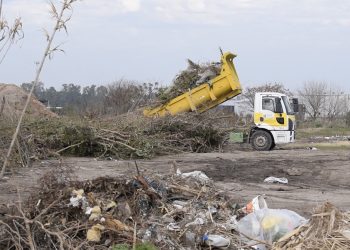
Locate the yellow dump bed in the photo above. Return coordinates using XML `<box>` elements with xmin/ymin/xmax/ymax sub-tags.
<box><xmin>144</xmin><ymin>52</ymin><xmax>242</xmax><ymax>117</ymax></box>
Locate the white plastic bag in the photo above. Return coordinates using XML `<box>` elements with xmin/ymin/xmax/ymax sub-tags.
<box><xmin>176</xmin><ymin>169</ymin><xmax>210</xmax><ymax>183</ymax></box>
<box><xmin>237</xmin><ymin>208</ymin><xmax>307</xmax><ymax>248</ymax></box>
<box><xmin>264</xmin><ymin>177</ymin><xmax>288</xmax><ymax>184</ymax></box>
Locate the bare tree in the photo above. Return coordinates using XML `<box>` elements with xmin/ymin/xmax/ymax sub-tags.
<box><xmin>346</xmin><ymin>111</ymin><xmax>350</xmax><ymax>127</ymax></box>
<box><xmin>298</xmin><ymin>81</ymin><xmax>327</xmax><ymax>120</ymax></box>
<box><xmin>105</xmin><ymin>79</ymin><xmax>146</xmax><ymax>115</ymax></box>
<box><xmin>243</xmin><ymin>82</ymin><xmax>292</xmax><ymax>109</ymax></box>
<box><xmin>324</xmin><ymin>86</ymin><xmax>346</xmax><ymax>121</ymax></box>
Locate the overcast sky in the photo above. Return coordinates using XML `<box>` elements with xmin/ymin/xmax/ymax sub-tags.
<box><xmin>1</xmin><ymin>0</ymin><xmax>350</xmax><ymax>91</ymax></box>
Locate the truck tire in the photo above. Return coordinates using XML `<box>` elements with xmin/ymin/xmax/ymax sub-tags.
<box><xmin>251</xmin><ymin>130</ymin><xmax>273</xmax><ymax>151</ymax></box>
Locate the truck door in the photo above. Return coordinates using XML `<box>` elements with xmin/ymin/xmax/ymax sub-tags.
<box><xmin>259</xmin><ymin>96</ymin><xmax>287</xmax><ymax>128</ymax></box>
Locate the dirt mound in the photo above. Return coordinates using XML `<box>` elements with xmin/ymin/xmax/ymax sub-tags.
<box><xmin>0</xmin><ymin>83</ymin><xmax>57</xmax><ymax>118</ymax></box>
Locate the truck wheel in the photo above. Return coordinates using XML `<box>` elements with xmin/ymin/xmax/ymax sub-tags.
<box><xmin>251</xmin><ymin>130</ymin><xmax>273</xmax><ymax>151</ymax></box>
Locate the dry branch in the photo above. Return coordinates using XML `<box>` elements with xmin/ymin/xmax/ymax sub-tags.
<box><xmin>1</xmin><ymin>112</ymin><xmax>230</xmax><ymax>166</ymax></box>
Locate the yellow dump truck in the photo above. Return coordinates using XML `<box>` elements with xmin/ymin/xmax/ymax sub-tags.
<box><xmin>144</xmin><ymin>52</ymin><xmax>242</xmax><ymax>116</ymax></box>
<box><xmin>144</xmin><ymin>52</ymin><xmax>298</xmax><ymax>151</ymax></box>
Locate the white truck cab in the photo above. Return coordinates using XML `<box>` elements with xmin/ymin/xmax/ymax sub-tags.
<box><xmin>250</xmin><ymin>92</ymin><xmax>298</xmax><ymax>150</ymax></box>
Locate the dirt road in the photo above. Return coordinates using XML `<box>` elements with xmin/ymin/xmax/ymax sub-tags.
<box><xmin>1</xmin><ymin>148</ymin><xmax>350</xmax><ymax>216</ymax></box>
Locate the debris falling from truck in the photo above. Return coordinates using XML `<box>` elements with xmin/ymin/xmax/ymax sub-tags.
<box><xmin>156</xmin><ymin>59</ymin><xmax>221</xmax><ymax>104</ymax></box>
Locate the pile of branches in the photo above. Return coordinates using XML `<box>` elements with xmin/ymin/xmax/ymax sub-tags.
<box><xmin>0</xmin><ymin>166</ymin><xmax>244</xmax><ymax>249</ymax></box>
<box><xmin>7</xmin><ymin>113</ymin><xmax>228</xmax><ymax>161</ymax></box>
<box><xmin>156</xmin><ymin>60</ymin><xmax>221</xmax><ymax>104</ymax></box>
<box><xmin>0</xmin><ymin>115</ymin><xmax>37</xmax><ymax>169</ymax></box>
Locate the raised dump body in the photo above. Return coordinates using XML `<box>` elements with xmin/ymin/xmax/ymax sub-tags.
<box><xmin>144</xmin><ymin>52</ymin><xmax>242</xmax><ymax>117</ymax></box>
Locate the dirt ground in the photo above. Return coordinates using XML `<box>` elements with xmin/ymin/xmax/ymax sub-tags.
<box><xmin>1</xmin><ymin>148</ymin><xmax>350</xmax><ymax>217</ymax></box>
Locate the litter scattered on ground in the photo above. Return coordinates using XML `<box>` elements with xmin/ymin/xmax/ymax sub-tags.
<box><xmin>264</xmin><ymin>176</ymin><xmax>289</xmax><ymax>184</ymax></box>
<box><xmin>0</xmin><ymin>167</ymin><xmax>246</xmax><ymax>249</ymax></box>
<box><xmin>310</xmin><ymin>135</ymin><xmax>350</xmax><ymax>142</ymax></box>
<box><xmin>1</xmin><ymin>163</ymin><xmax>349</xmax><ymax>250</ymax></box>
<box><xmin>176</xmin><ymin>169</ymin><xmax>210</xmax><ymax>183</ymax></box>
<box><xmin>306</xmin><ymin>146</ymin><xmax>318</xmax><ymax>150</ymax></box>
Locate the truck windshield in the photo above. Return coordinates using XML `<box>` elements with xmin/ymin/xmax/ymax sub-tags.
<box><xmin>282</xmin><ymin>96</ymin><xmax>294</xmax><ymax>115</ymax></box>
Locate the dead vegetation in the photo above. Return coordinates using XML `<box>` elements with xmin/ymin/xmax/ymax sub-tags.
<box><xmin>0</xmin><ymin>165</ymin><xmax>243</xmax><ymax>249</ymax></box>
<box><xmin>0</xmin><ymin>108</ymin><xmax>37</xmax><ymax>170</ymax></box>
<box><xmin>0</xmin><ymin>112</ymin><xmax>229</xmax><ymax>168</ymax></box>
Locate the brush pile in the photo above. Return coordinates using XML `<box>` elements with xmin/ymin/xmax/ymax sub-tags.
<box><xmin>0</xmin><ymin>166</ymin><xmax>244</xmax><ymax>249</ymax></box>
<box><xmin>157</xmin><ymin>60</ymin><xmax>221</xmax><ymax>104</ymax></box>
<box><xmin>0</xmin><ymin>116</ymin><xmax>38</xmax><ymax>169</ymax></box>
<box><xmin>0</xmin><ymin>112</ymin><xmax>229</xmax><ymax>166</ymax></box>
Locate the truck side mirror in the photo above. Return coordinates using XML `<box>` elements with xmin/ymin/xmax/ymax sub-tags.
<box><xmin>292</xmin><ymin>98</ymin><xmax>299</xmax><ymax>113</ymax></box>
<box><xmin>275</xmin><ymin>98</ymin><xmax>283</xmax><ymax>113</ymax></box>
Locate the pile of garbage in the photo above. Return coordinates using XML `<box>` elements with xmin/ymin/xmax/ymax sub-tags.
<box><xmin>157</xmin><ymin>59</ymin><xmax>221</xmax><ymax>104</ymax></box>
<box><xmin>1</xmin><ymin>166</ymin><xmax>349</xmax><ymax>249</ymax></box>
<box><xmin>0</xmin><ymin>167</ymin><xmax>242</xmax><ymax>249</ymax></box>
